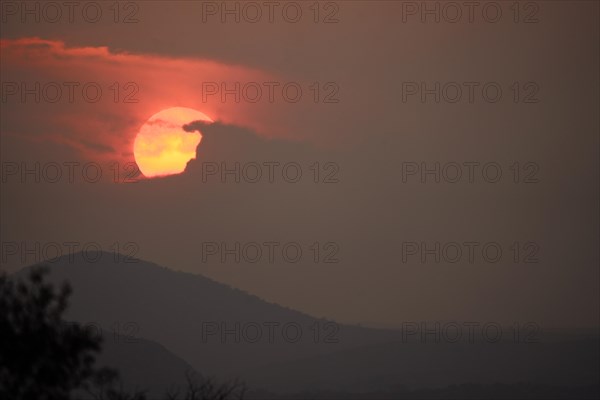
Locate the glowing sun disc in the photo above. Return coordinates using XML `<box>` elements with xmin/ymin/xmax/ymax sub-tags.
<box><xmin>134</xmin><ymin>107</ymin><xmax>212</xmax><ymax>178</ymax></box>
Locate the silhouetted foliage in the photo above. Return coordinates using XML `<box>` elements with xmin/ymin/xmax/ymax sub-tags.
<box><xmin>165</xmin><ymin>370</ymin><xmax>246</xmax><ymax>400</ymax></box>
<box><xmin>0</xmin><ymin>266</ymin><xmax>245</xmax><ymax>400</ymax></box>
<box><xmin>0</xmin><ymin>266</ymin><xmax>116</xmax><ymax>399</ymax></box>
<box><xmin>83</xmin><ymin>368</ymin><xmax>146</xmax><ymax>400</ymax></box>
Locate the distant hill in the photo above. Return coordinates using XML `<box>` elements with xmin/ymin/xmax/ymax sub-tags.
<box><xmin>73</xmin><ymin>329</ymin><xmax>197</xmax><ymax>399</ymax></box>
<box><xmin>18</xmin><ymin>252</ymin><xmax>600</xmax><ymax>395</ymax></box>
<box><xmin>243</xmin><ymin>335</ymin><xmax>599</xmax><ymax>393</ymax></box>
<box><xmin>20</xmin><ymin>252</ymin><xmax>397</xmax><ymax>376</ymax></box>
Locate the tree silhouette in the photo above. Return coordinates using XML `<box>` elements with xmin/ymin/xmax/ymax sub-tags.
<box><xmin>0</xmin><ymin>266</ymin><xmax>118</xmax><ymax>399</ymax></box>
<box><xmin>0</xmin><ymin>266</ymin><xmax>245</xmax><ymax>400</ymax></box>
<box><xmin>165</xmin><ymin>370</ymin><xmax>245</xmax><ymax>400</ymax></box>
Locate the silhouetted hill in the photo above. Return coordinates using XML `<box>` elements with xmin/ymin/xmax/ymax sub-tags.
<box><xmin>245</xmin><ymin>383</ymin><xmax>600</xmax><ymax>399</ymax></box>
<box><xmin>20</xmin><ymin>252</ymin><xmax>397</xmax><ymax>377</ymax></box>
<box><xmin>18</xmin><ymin>252</ymin><xmax>600</xmax><ymax>395</ymax></box>
<box><xmin>243</xmin><ymin>336</ymin><xmax>599</xmax><ymax>393</ymax></box>
<box><xmin>73</xmin><ymin>329</ymin><xmax>197</xmax><ymax>399</ymax></box>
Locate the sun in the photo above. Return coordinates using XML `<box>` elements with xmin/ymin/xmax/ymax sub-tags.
<box><xmin>134</xmin><ymin>107</ymin><xmax>213</xmax><ymax>178</ymax></box>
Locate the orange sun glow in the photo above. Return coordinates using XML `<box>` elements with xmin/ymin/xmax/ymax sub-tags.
<box><xmin>134</xmin><ymin>107</ymin><xmax>212</xmax><ymax>178</ymax></box>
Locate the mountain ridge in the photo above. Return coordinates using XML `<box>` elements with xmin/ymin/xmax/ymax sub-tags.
<box><xmin>14</xmin><ymin>251</ymin><xmax>599</xmax><ymax>394</ymax></box>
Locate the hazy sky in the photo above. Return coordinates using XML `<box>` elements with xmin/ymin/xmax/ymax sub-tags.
<box><xmin>1</xmin><ymin>1</ymin><xmax>598</xmax><ymax>330</ymax></box>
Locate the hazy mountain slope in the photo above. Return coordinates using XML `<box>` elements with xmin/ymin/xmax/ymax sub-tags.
<box><xmin>97</xmin><ymin>330</ymin><xmax>196</xmax><ymax>398</ymax></box>
<box><xmin>243</xmin><ymin>336</ymin><xmax>599</xmax><ymax>392</ymax></box>
<box><xmin>70</xmin><ymin>329</ymin><xmax>197</xmax><ymax>399</ymax></box>
<box><xmin>19</xmin><ymin>252</ymin><xmax>599</xmax><ymax>394</ymax></box>
<box><xmin>21</xmin><ymin>252</ymin><xmax>396</xmax><ymax>377</ymax></box>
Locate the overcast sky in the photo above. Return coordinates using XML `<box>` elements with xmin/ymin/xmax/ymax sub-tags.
<box><xmin>1</xmin><ymin>1</ymin><xmax>598</xmax><ymax>330</ymax></box>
